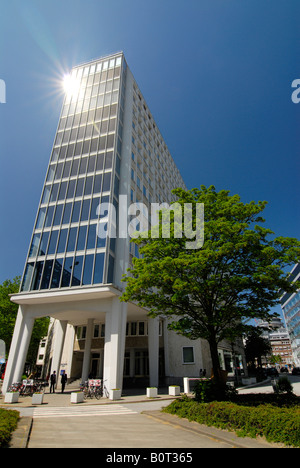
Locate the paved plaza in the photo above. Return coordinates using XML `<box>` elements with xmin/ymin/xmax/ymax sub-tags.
<box><xmin>2</xmin><ymin>378</ymin><xmax>298</xmax><ymax>449</ymax></box>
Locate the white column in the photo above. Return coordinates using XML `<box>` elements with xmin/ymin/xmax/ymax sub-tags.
<box><xmin>148</xmin><ymin>317</ymin><xmax>159</xmax><ymax>387</ymax></box>
<box><xmin>50</xmin><ymin>320</ymin><xmax>68</xmax><ymax>387</ymax></box>
<box><xmin>12</xmin><ymin>314</ymin><xmax>35</xmax><ymax>384</ymax></box>
<box><xmin>103</xmin><ymin>297</ymin><xmax>127</xmax><ymax>392</ymax></box>
<box><xmin>2</xmin><ymin>306</ymin><xmax>34</xmax><ymax>394</ymax></box>
<box><xmin>81</xmin><ymin>319</ymin><xmax>94</xmax><ymax>383</ymax></box>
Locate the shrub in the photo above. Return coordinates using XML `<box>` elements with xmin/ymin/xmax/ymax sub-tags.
<box><xmin>0</xmin><ymin>408</ymin><xmax>19</xmax><ymax>447</ymax></box>
<box><xmin>275</xmin><ymin>377</ymin><xmax>294</xmax><ymax>394</ymax></box>
<box><xmin>193</xmin><ymin>378</ymin><xmax>237</xmax><ymax>403</ymax></box>
<box><xmin>163</xmin><ymin>398</ymin><xmax>300</xmax><ymax>447</ymax></box>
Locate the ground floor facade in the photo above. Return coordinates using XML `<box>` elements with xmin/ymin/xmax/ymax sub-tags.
<box><xmin>2</xmin><ymin>285</ymin><xmax>247</xmax><ymax>394</ymax></box>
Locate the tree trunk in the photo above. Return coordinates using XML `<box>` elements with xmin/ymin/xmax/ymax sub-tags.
<box><xmin>208</xmin><ymin>338</ymin><xmax>222</xmax><ymax>386</ymax></box>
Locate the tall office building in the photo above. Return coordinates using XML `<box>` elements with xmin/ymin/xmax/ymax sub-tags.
<box><xmin>281</xmin><ymin>264</ymin><xmax>300</xmax><ymax>366</ymax></box>
<box><xmin>3</xmin><ymin>53</ymin><xmax>246</xmax><ymax>394</ymax></box>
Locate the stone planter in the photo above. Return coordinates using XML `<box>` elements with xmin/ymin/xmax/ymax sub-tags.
<box><xmin>32</xmin><ymin>393</ymin><xmax>44</xmax><ymax>405</ymax></box>
<box><xmin>146</xmin><ymin>387</ymin><xmax>158</xmax><ymax>398</ymax></box>
<box><xmin>109</xmin><ymin>389</ymin><xmax>122</xmax><ymax>401</ymax></box>
<box><xmin>5</xmin><ymin>392</ymin><xmax>19</xmax><ymax>404</ymax></box>
<box><xmin>168</xmin><ymin>385</ymin><xmax>180</xmax><ymax>396</ymax></box>
<box><xmin>71</xmin><ymin>392</ymin><xmax>84</xmax><ymax>404</ymax></box>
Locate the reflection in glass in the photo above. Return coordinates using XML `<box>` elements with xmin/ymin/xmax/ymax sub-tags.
<box><xmin>39</xmin><ymin>231</ymin><xmax>50</xmax><ymax>256</ymax></box>
<box><xmin>32</xmin><ymin>261</ymin><xmax>44</xmax><ymax>290</ymax></box>
<box><xmin>82</xmin><ymin>254</ymin><xmax>94</xmax><ymax>285</ymax></box>
<box><xmin>50</xmin><ymin>258</ymin><xmax>63</xmax><ymax>289</ymax></box>
<box><xmin>29</xmin><ymin>234</ymin><xmax>40</xmax><ymax>257</ymax></box>
<box><xmin>61</xmin><ymin>257</ymin><xmax>73</xmax><ymax>287</ymax></box>
<box><xmin>40</xmin><ymin>260</ymin><xmax>53</xmax><ymax>289</ymax></box>
<box><xmin>21</xmin><ymin>262</ymin><xmax>34</xmax><ymax>291</ymax></box>
<box><xmin>71</xmin><ymin>255</ymin><xmax>84</xmax><ymax>286</ymax></box>
<box><xmin>57</xmin><ymin>229</ymin><xmax>68</xmax><ymax>253</ymax></box>
<box><xmin>93</xmin><ymin>253</ymin><xmax>104</xmax><ymax>284</ymax></box>
<box><xmin>76</xmin><ymin>225</ymin><xmax>87</xmax><ymax>251</ymax></box>
<box><xmin>67</xmin><ymin>227</ymin><xmax>78</xmax><ymax>252</ymax></box>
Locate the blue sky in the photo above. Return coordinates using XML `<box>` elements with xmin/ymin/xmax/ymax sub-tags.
<box><xmin>0</xmin><ymin>1</ymin><xmax>299</xmax><ymax>319</ymax></box>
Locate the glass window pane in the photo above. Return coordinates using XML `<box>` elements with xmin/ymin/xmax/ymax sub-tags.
<box><xmin>70</xmin><ymin>158</ymin><xmax>79</xmax><ymax>177</ymax></box>
<box><xmin>76</xmin><ymin>225</ymin><xmax>87</xmax><ymax>251</ymax></box>
<box><xmin>62</xmin><ymin>160</ymin><xmax>71</xmax><ymax>178</ymax></box>
<box><xmin>81</xmin><ymin>199</ymin><xmax>91</xmax><ymax>221</ymax></box>
<box><xmin>107</xmin><ymin>255</ymin><xmax>115</xmax><ymax>283</ymax></box>
<box><xmin>67</xmin><ymin>227</ymin><xmax>78</xmax><ymax>252</ymax></box>
<box><xmin>87</xmin><ymin>224</ymin><xmax>96</xmax><ymax>250</ymax></box>
<box><xmin>61</xmin><ymin>257</ymin><xmax>73</xmax><ymax>287</ymax></box>
<box><xmin>183</xmin><ymin>347</ymin><xmax>194</xmax><ymax>364</ymax></box>
<box><xmin>57</xmin><ymin>229</ymin><xmax>68</xmax><ymax>253</ymax></box>
<box><xmin>32</xmin><ymin>261</ymin><xmax>44</xmax><ymax>290</ymax></box>
<box><xmin>40</xmin><ymin>260</ymin><xmax>53</xmax><ymax>290</ymax></box>
<box><xmin>50</xmin><ymin>183</ymin><xmax>59</xmax><ymax>202</ymax></box>
<box><xmin>29</xmin><ymin>234</ymin><xmax>40</xmax><ymax>257</ymax></box>
<box><xmin>75</xmin><ymin>178</ymin><xmax>84</xmax><ymax>197</ymax></box>
<box><xmin>44</xmin><ymin>205</ymin><xmax>55</xmax><ymax>228</ymax></box>
<box><xmin>96</xmin><ymin>153</ymin><xmax>104</xmax><ymax>171</ymax></box>
<box><xmin>93</xmin><ymin>174</ymin><xmax>102</xmax><ymax>194</ymax></box>
<box><xmin>58</xmin><ymin>181</ymin><xmax>68</xmax><ymax>201</ymax></box>
<box><xmin>80</xmin><ymin>158</ymin><xmax>88</xmax><ymax>176</ymax></box>
<box><xmin>71</xmin><ymin>201</ymin><xmax>81</xmax><ymax>223</ymax></box>
<box><xmin>48</xmin><ymin>230</ymin><xmax>59</xmax><ymax>255</ymax></box>
<box><xmin>21</xmin><ymin>262</ymin><xmax>34</xmax><ymax>291</ymax></box>
<box><xmin>84</xmin><ymin>176</ymin><xmax>93</xmax><ymax>196</ymax></box>
<box><xmin>90</xmin><ymin>198</ymin><xmax>100</xmax><ymax>220</ymax></box>
<box><xmin>50</xmin><ymin>258</ymin><xmax>63</xmax><ymax>289</ymax></box>
<box><xmin>71</xmin><ymin>255</ymin><xmax>84</xmax><ymax>286</ymax></box>
<box><xmin>93</xmin><ymin>253</ymin><xmax>104</xmax><ymax>284</ymax></box>
<box><xmin>41</xmin><ymin>185</ymin><xmax>51</xmax><ymax>204</ymax></box>
<box><xmin>82</xmin><ymin>254</ymin><xmax>94</xmax><ymax>285</ymax></box>
<box><xmin>102</xmin><ymin>172</ymin><xmax>111</xmax><ymax>192</ymax></box>
<box><xmin>53</xmin><ymin>204</ymin><xmax>63</xmax><ymax>226</ymax></box>
<box><xmin>39</xmin><ymin>231</ymin><xmax>49</xmax><ymax>256</ymax></box>
<box><xmin>67</xmin><ymin>179</ymin><xmax>76</xmax><ymax>199</ymax></box>
<box><xmin>62</xmin><ymin>203</ymin><xmax>72</xmax><ymax>224</ymax></box>
<box><xmin>104</xmin><ymin>152</ymin><xmax>113</xmax><ymax>170</ymax></box>
<box><xmin>36</xmin><ymin>208</ymin><xmax>46</xmax><ymax>229</ymax></box>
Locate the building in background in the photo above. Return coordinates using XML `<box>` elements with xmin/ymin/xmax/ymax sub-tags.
<box><xmin>3</xmin><ymin>53</ymin><xmax>246</xmax><ymax>394</ymax></box>
<box><xmin>256</xmin><ymin>318</ymin><xmax>293</xmax><ymax>367</ymax></box>
<box><xmin>281</xmin><ymin>264</ymin><xmax>300</xmax><ymax>366</ymax></box>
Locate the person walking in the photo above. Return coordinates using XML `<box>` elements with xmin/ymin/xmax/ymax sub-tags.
<box><xmin>50</xmin><ymin>371</ymin><xmax>56</xmax><ymax>393</ymax></box>
<box><xmin>61</xmin><ymin>372</ymin><xmax>67</xmax><ymax>393</ymax></box>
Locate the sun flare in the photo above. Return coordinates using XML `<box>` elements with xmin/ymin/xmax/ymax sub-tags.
<box><xmin>63</xmin><ymin>74</ymin><xmax>80</xmax><ymax>97</ymax></box>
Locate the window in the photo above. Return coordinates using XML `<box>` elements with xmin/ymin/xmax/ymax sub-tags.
<box><xmin>92</xmin><ymin>324</ymin><xmax>99</xmax><ymax>338</ymax></box>
<box><xmin>82</xmin><ymin>254</ymin><xmax>94</xmax><ymax>285</ymax></box>
<box><xmin>183</xmin><ymin>347</ymin><xmax>195</xmax><ymax>364</ymax></box>
<box><xmin>93</xmin><ymin>253</ymin><xmax>104</xmax><ymax>284</ymax></box>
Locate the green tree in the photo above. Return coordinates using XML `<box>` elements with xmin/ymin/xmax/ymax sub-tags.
<box><xmin>121</xmin><ymin>186</ymin><xmax>300</xmax><ymax>385</ymax></box>
<box><xmin>244</xmin><ymin>327</ymin><xmax>272</xmax><ymax>368</ymax></box>
<box><xmin>0</xmin><ymin>277</ymin><xmax>49</xmax><ymax>369</ymax></box>
<box><xmin>0</xmin><ymin>277</ymin><xmax>20</xmax><ymax>352</ymax></box>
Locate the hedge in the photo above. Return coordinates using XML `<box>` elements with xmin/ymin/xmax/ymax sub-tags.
<box><xmin>0</xmin><ymin>408</ymin><xmax>20</xmax><ymax>447</ymax></box>
<box><xmin>163</xmin><ymin>398</ymin><xmax>300</xmax><ymax>447</ymax></box>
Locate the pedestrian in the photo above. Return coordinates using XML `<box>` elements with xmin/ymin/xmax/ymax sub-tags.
<box><xmin>61</xmin><ymin>372</ymin><xmax>67</xmax><ymax>393</ymax></box>
<box><xmin>50</xmin><ymin>371</ymin><xmax>56</xmax><ymax>393</ymax></box>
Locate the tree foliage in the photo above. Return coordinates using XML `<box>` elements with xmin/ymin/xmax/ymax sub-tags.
<box><xmin>0</xmin><ymin>277</ymin><xmax>49</xmax><ymax>367</ymax></box>
<box><xmin>121</xmin><ymin>186</ymin><xmax>300</xmax><ymax>381</ymax></box>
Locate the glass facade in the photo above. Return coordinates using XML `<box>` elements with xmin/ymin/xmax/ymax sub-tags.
<box><xmin>21</xmin><ymin>54</ymin><xmax>125</xmax><ymax>291</ymax></box>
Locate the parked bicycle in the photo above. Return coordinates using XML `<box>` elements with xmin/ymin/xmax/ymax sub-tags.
<box><xmin>80</xmin><ymin>379</ymin><xmax>108</xmax><ymax>399</ymax></box>
<box><xmin>7</xmin><ymin>379</ymin><xmax>47</xmax><ymax>396</ymax></box>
